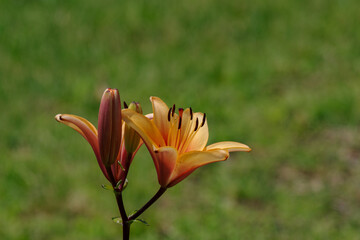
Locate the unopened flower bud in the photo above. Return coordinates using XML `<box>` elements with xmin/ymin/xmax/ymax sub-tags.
<box><xmin>98</xmin><ymin>88</ymin><xmax>122</xmax><ymax>166</ymax></box>
<box><xmin>124</xmin><ymin>102</ymin><xmax>142</xmax><ymax>153</ymax></box>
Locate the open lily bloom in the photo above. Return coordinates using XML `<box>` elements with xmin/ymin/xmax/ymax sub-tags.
<box><xmin>122</xmin><ymin>97</ymin><xmax>251</xmax><ymax>188</ymax></box>
<box><xmin>55</xmin><ymin>89</ymin><xmax>141</xmax><ymax>186</ymax></box>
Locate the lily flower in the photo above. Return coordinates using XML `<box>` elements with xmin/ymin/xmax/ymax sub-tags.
<box><xmin>122</xmin><ymin>97</ymin><xmax>251</xmax><ymax>188</ymax></box>
<box><xmin>55</xmin><ymin>88</ymin><xmax>141</xmax><ymax>186</ymax></box>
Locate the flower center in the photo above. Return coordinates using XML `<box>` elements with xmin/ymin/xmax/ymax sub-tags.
<box><xmin>166</xmin><ymin>105</ymin><xmax>206</xmax><ymax>153</ymax></box>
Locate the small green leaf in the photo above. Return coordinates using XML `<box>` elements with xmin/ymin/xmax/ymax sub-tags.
<box><xmin>122</xmin><ymin>179</ymin><xmax>129</xmax><ymax>190</ymax></box>
<box><xmin>117</xmin><ymin>161</ymin><xmax>125</xmax><ymax>171</ymax></box>
<box><xmin>115</xmin><ymin>179</ymin><xmax>123</xmax><ymax>189</ymax></box>
<box><xmin>134</xmin><ymin>218</ymin><xmax>149</xmax><ymax>226</ymax></box>
<box><xmin>129</xmin><ymin>210</ymin><xmax>138</xmax><ymax>216</ymax></box>
<box><xmin>101</xmin><ymin>184</ymin><xmax>113</xmax><ymax>191</ymax></box>
<box><xmin>112</xmin><ymin>217</ymin><xmax>123</xmax><ymax>225</ymax></box>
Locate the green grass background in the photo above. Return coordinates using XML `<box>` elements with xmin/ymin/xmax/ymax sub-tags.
<box><xmin>1</xmin><ymin>0</ymin><xmax>360</xmax><ymax>239</ymax></box>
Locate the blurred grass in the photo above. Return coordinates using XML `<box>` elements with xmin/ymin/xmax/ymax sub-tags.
<box><xmin>1</xmin><ymin>0</ymin><xmax>360</xmax><ymax>239</ymax></box>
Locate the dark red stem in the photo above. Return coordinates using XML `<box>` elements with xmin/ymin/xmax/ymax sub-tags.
<box><xmin>128</xmin><ymin>187</ymin><xmax>167</xmax><ymax>221</ymax></box>
<box><xmin>106</xmin><ymin>166</ymin><xmax>130</xmax><ymax>240</ymax></box>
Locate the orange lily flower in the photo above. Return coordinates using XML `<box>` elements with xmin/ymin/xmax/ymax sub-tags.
<box><xmin>55</xmin><ymin>89</ymin><xmax>141</xmax><ymax>185</ymax></box>
<box><xmin>122</xmin><ymin>97</ymin><xmax>251</xmax><ymax>188</ymax></box>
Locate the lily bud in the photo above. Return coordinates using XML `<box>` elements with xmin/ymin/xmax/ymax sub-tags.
<box><xmin>124</xmin><ymin>102</ymin><xmax>142</xmax><ymax>153</ymax></box>
<box><xmin>98</xmin><ymin>88</ymin><xmax>122</xmax><ymax>166</ymax></box>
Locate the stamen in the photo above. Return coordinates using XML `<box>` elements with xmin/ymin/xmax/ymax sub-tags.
<box><xmin>123</xmin><ymin>101</ymin><xmax>128</xmax><ymax>109</ymax></box>
<box><xmin>190</xmin><ymin>107</ymin><xmax>193</xmax><ymax>120</ymax></box>
<box><xmin>178</xmin><ymin>108</ymin><xmax>184</xmax><ymax>129</ymax></box>
<box><xmin>201</xmin><ymin>113</ymin><xmax>206</xmax><ymax>127</ymax></box>
<box><xmin>167</xmin><ymin>108</ymin><xmax>172</xmax><ymax>121</ymax></box>
<box><xmin>172</xmin><ymin>104</ymin><xmax>176</xmax><ymax>117</ymax></box>
<box><xmin>194</xmin><ymin>118</ymin><xmax>199</xmax><ymax>131</ymax></box>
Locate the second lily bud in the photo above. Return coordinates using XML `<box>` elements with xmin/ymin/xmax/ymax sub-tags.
<box><xmin>124</xmin><ymin>102</ymin><xmax>142</xmax><ymax>154</ymax></box>
<box><xmin>98</xmin><ymin>88</ymin><xmax>122</xmax><ymax>167</ymax></box>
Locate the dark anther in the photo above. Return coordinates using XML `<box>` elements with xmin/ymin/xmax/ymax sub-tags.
<box><xmin>172</xmin><ymin>104</ymin><xmax>176</xmax><ymax>117</ymax></box>
<box><xmin>194</xmin><ymin>118</ymin><xmax>199</xmax><ymax>131</ymax></box>
<box><xmin>178</xmin><ymin>108</ymin><xmax>184</xmax><ymax>129</ymax></box>
<box><xmin>201</xmin><ymin>113</ymin><xmax>206</xmax><ymax>127</ymax></box>
<box><xmin>123</xmin><ymin>101</ymin><xmax>128</xmax><ymax>109</ymax></box>
<box><xmin>167</xmin><ymin>108</ymin><xmax>172</xmax><ymax>121</ymax></box>
<box><xmin>190</xmin><ymin>107</ymin><xmax>193</xmax><ymax>120</ymax></box>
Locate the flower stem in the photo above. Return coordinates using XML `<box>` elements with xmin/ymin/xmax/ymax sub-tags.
<box><xmin>114</xmin><ymin>191</ymin><xmax>130</xmax><ymax>240</ymax></box>
<box><xmin>106</xmin><ymin>166</ymin><xmax>130</xmax><ymax>240</ymax></box>
<box><xmin>128</xmin><ymin>187</ymin><xmax>167</xmax><ymax>221</ymax></box>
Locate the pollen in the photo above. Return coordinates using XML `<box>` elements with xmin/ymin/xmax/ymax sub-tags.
<box><xmin>172</xmin><ymin>104</ymin><xmax>176</xmax><ymax>117</ymax></box>
<box><xmin>194</xmin><ymin>118</ymin><xmax>199</xmax><ymax>131</ymax></box>
<box><xmin>178</xmin><ymin>108</ymin><xmax>184</xmax><ymax>129</ymax></box>
<box><xmin>167</xmin><ymin>108</ymin><xmax>172</xmax><ymax>122</ymax></box>
<box><xmin>201</xmin><ymin>113</ymin><xmax>206</xmax><ymax>127</ymax></box>
<box><xmin>123</xmin><ymin>101</ymin><xmax>128</xmax><ymax>109</ymax></box>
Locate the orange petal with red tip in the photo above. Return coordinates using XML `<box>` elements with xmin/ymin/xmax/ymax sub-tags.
<box><xmin>167</xmin><ymin>149</ymin><xmax>229</xmax><ymax>187</ymax></box>
<box><xmin>154</xmin><ymin>146</ymin><xmax>178</xmax><ymax>187</ymax></box>
<box><xmin>55</xmin><ymin>114</ymin><xmax>109</xmax><ymax>179</ymax></box>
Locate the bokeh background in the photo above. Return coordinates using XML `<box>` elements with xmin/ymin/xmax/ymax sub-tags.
<box><xmin>1</xmin><ymin>0</ymin><xmax>360</xmax><ymax>239</ymax></box>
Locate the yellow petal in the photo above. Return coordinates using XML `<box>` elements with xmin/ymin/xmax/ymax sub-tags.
<box><xmin>205</xmin><ymin>141</ymin><xmax>251</xmax><ymax>152</ymax></box>
<box><xmin>185</xmin><ymin>112</ymin><xmax>209</xmax><ymax>152</ymax></box>
<box><xmin>154</xmin><ymin>146</ymin><xmax>178</xmax><ymax>187</ymax></box>
<box><xmin>150</xmin><ymin>96</ymin><xmax>171</xmax><ymax>141</ymax></box>
<box><xmin>122</xmin><ymin>109</ymin><xmax>165</xmax><ymax>149</ymax></box>
<box><xmin>167</xmin><ymin>149</ymin><xmax>229</xmax><ymax>187</ymax></box>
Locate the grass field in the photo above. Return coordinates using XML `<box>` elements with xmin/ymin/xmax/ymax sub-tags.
<box><xmin>1</xmin><ymin>0</ymin><xmax>360</xmax><ymax>239</ymax></box>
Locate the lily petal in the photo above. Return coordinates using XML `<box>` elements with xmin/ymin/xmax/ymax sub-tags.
<box><xmin>179</xmin><ymin>108</ymin><xmax>192</xmax><ymax>141</ymax></box>
<box><xmin>145</xmin><ymin>113</ymin><xmax>154</xmax><ymax>120</ymax></box>
<box><xmin>186</xmin><ymin>112</ymin><xmax>209</xmax><ymax>152</ymax></box>
<box><xmin>151</xmin><ymin>96</ymin><xmax>171</xmax><ymax>141</ymax></box>
<box><xmin>98</xmin><ymin>88</ymin><xmax>122</xmax><ymax>166</ymax></box>
<box><xmin>206</xmin><ymin>141</ymin><xmax>251</xmax><ymax>152</ymax></box>
<box><xmin>55</xmin><ymin>114</ymin><xmax>109</xmax><ymax>180</ymax></box>
<box><xmin>122</xmin><ymin>109</ymin><xmax>165</xmax><ymax>148</ymax></box>
<box><xmin>154</xmin><ymin>146</ymin><xmax>178</xmax><ymax>187</ymax></box>
<box><xmin>168</xmin><ymin>149</ymin><xmax>229</xmax><ymax>187</ymax></box>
